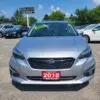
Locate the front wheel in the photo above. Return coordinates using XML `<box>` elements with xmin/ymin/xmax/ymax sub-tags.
<box><xmin>17</xmin><ymin>34</ymin><xmax>21</xmax><ymax>38</ymax></box>
<box><xmin>0</xmin><ymin>33</ymin><xmax>3</xmax><ymax>38</ymax></box>
<box><xmin>83</xmin><ymin>35</ymin><xmax>90</xmax><ymax>43</ymax></box>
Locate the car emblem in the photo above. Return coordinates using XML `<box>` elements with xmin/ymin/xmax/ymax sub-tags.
<box><xmin>46</xmin><ymin>59</ymin><xmax>55</xmax><ymax>64</ymax></box>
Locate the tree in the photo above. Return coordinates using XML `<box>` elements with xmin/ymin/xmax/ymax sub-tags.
<box><xmin>92</xmin><ymin>6</ymin><xmax>100</xmax><ymax>23</ymax></box>
<box><xmin>0</xmin><ymin>16</ymin><xmax>11</xmax><ymax>23</ymax></box>
<box><xmin>13</xmin><ymin>9</ymin><xmax>26</xmax><ymax>25</ymax></box>
<box><xmin>14</xmin><ymin>9</ymin><xmax>23</xmax><ymax>23</ymax></box>
<box><xmin>10</xmin><ymin>17</ymin><xmax>16</xmax><ymax>24</ymax></box>
<box><xmin>43</xmin><ymin>14</ymin><xmax>50</xmax><ymax>21</ymax></box>
<box><xmin>65</xmin><ymin>14</ymin><xmax>77</xmax><ymax>25</ymax></box>
<box><xmin>75</xmin><ymin>7</ymin><xmax>89</xmax><ymax>25</ymax></box>
<box><xmin>68</xmin><ymin>6</ymin><xmax>100</xmax><ymax>26</ymax></box>
<box><xmin>50</xmin><ymin>11</ymin><xmax>65</xmax><ymax>21</ymax></box>
<box><xmin>12</xmin><ymin>9</ymin><xmax>37</xmax><ymax>26</ymax></box>
<box><xmin>0</xmin><ymin>16</ymin><xmax>5</xmax><ymax>23</ymax></box>
<box><xmin>43</xmin><ymin>11</ymin><xmax>65</xmax><ymax>21</ymax></box>
<box><xmin>29</xmin><ymin>17</ymin><xmax>37</xmax><ymax>26</ymax></box>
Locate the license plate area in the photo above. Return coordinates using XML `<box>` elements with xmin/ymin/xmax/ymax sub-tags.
<box><xmin>42</xmin><ymin>71</ymin><xmax>60</xmax><ymax>80</ymax></box>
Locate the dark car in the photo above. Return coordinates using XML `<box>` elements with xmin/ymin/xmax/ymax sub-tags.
<box><xmin>4</xmin><ymin>28</ymin><xmax>21</xmax><ymax>38</ymax></box>
<box><xmin>0</xmin><ymin>23</ymin><xmax>14</xmax><ymax>38</ymax></box>
<box><xmin>4</xmin><ymin>25</ymin><xmax>29</xmax><ymax>38</ymax></box>
<box><xmin>20</xmin><ymin>26</ymin><xmax>30</xmax><ymax>33</ymax></box>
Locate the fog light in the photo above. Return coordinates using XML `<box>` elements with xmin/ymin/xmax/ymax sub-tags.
<box><xmin>84</xmin><ymin>65</ymin><xmax>95</xmax><ymax>76</ymax></box>
<box><xmin>10</xmin><ymin>66</ymin><xmax>20</xmax><ymax>77</ymax></box>
<box><xmin>84</xmin><ymin>68</ymin><xmax>95</xmax><ymax>76</ymax></box>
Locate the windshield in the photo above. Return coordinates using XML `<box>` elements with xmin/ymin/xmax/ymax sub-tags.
<box><xmin>28</xmin><ymin>22</ymin><xmax>77</xmax><ymax>37</ymax></box>
<box><xmin>84</xmin><ymin>24</ymin><xmax>96</xmax><ymax>30</ymax></box>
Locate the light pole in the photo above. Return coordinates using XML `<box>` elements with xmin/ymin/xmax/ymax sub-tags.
<box><xmin>19</xmin><ymin>7</ymin><xmax>34</xmax><ymax>27</ymax></box>
<box><xmin>26</xmin><ymin>14</ymin><xmax>30</xmax><ymax>27</ymax></box>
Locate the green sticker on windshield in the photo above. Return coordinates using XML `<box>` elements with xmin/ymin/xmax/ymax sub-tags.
<box><xmin>34</xmin><ymin>24</ymin><xmax>48</xmax><ymax>30</ymax></box>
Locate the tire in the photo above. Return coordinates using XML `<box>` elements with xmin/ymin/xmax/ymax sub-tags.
<box><xmin>0</xmin><ymin>33</ymin><xmax>3</xmax><ymax>38</ymax></box>
<box><xmin>5</xmin><ymin>36</ymin><xmax>8</xmax><ymax>39</ymax></box>
<box><xmin>17</xmin><ymin>34</ymin><xmax>21</xmax><ymax>38</ymax></box>
<box><xmin>83</xmin><ymin>35</ymin><xmax>90</xmax><ymax>43</ymax></box>
<box><xmin>5</xmin><ymin>36</ymin><xmax>10</xmax><ymax>39</ymax></box>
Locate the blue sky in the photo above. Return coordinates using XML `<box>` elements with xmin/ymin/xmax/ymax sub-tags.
<box><xmin>0</xmin><ymin>0</ymin><xmax>99</xmax><ymax>20</ymax></box>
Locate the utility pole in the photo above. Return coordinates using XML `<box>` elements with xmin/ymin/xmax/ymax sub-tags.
<box><xmin>27</xmin><ymin>14</ymin><xmax>30</xmax><ymax>27</ymax></box>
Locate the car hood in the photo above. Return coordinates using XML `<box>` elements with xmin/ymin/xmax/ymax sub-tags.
<box><xmin>77</xmin><ymin>29</ymin><xmax>85</xmax><ymax>33</ymax></box>
<box><xmin>83</xmin><ymin>30</ymin><xmax>91</xmax><ymax>33</ymax></box>
<box><xmin>15</xmin><ymin>36</ymin><xmax>88</xmax><ymax>59</ymax></box>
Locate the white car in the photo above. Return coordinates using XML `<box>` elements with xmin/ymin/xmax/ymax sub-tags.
<box><xmin>77</xmin><ymin>24</ymin><xmax>96</xmax><ymax>33</ymax></box>
<box><xmin>82</xmin><ymin>24</ymin><xmax>100</xmax><ymax>42</ymax></box>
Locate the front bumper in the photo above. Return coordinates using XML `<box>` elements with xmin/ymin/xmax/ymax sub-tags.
<box><xmin>5</xmin><ymin>33</ymin><xmax>17</xmax><ymax>37</ymax></box>
<box><xmin>11</xmin><ymin>75</ymin><xmax>93</xmax><ymax>85</ymax></box>
<box><xmin>9</xmin><ymin>56</ymin><xmax>96</xmax><ymax>85</ymax></box>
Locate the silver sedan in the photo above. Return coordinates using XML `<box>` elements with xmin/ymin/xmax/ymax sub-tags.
<box><xmin>9</xmin><ymin>21</ymin><xmax>96</xmax><ymax>85</ymax></box>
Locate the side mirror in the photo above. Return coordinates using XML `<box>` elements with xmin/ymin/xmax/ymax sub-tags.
<box><xmin>22</xmin><ymin>32</ymin><xmax>28</xmax><ymax>37</ymax></box>
<box><xmin>79</xmin><ymin>32</ymin><xmax>84</xmax><ymax>36</ymax></box>
<box><xmin>92</xmin><ymin>29</ymin><xmax>98</xmax><ymax>32</ymax></box>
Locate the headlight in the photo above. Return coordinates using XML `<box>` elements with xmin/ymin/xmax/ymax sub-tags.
<box><xmin>79</xmin><ymin>46</ymin><xmax>92</xmax><ymax>59</ymax></box>
<box><xmin>13</xmin><ymin>49</ymin><xmax>25</xmax><ymax>60</ymax></box>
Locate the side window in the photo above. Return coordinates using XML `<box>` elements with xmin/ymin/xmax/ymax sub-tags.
<box><xmin>9</xmin><ymin>26</ymin><xmax>14</xmax><ymax>28</ymax></box>
<box><xmin>4</xmin><ymin>25</ymin><xmax>13</xmax><ymax>29</ymax></box>
<box><xmin>4</xmin><ymin>25</ymin><xmax>8</xmax><ymax>29</ymax></box>
<box><xmin>94</xmin><ymin>25</ymin><xmax>100</xmax><ymax>30</ymax></box>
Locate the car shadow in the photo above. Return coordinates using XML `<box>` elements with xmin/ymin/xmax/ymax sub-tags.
<box><xmin>12</xmin><ymin>81</ymin><xmax>89</xmax><ymax>92</ymax></box>
<box><xmin>90</xmin><ymin>41</ymin><xmax>100</xmax><ymax>44</ymax></box>
<box><xmin>5</xmin><ymin>37</ymin><xmax>20</xmax><ymax>39</ymax></box>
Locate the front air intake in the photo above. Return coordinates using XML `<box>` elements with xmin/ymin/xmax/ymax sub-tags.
<box><xmin>28</xmin><ymin>58</ymin><xmax>75</xmax><ymax>69</ymax></box>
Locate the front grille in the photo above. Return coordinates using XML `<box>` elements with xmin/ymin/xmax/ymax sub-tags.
<box><xmin>27</xmin><ymin>76</ymin><xmax>76</xmax><ymax>81</ymax></box>
<box><xmin>28</xmin><ymin>58</ymin><xmax>75</xmax><ymax>69</ymax></box>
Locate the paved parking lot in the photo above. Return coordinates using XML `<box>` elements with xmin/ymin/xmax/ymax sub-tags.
<box><xmin>0</xmin><ymin>38</ymin><xmax>100</xmax><ymax>100</ymax></box>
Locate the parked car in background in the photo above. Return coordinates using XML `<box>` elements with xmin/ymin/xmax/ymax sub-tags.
<box><xmin>75</xmin><ymin>25</ymin><xmax>88</xmax><ymax>33</ymax></box>
<box><xmin>20</xmin><ymin>26</ymin><xmax>30</xmax><ymax>33</ymax></box>
<box><xmin>9</xmin><ymin>21</ymin><xmax>95</xmax><ymax>85</ymax></box>
<box><xmin>21</xmin><ymin>26</ymin><xmax>30</xmax><ymax>37</ymax></box>
<box><xmin>4</xmin><ymin>25</ymin><xmax>30</xmax><ymax>38</ymax></box>
<box><xmin>4</xmin><ymin>25</ymin><xmax>21</xmax><ymax>38</ymax></box>
<box><xmin>82</xmin><ymin>23</ymin><xmax>100</xmax><ymax>42</ymax></box>
<box><xmin>4</xmin><ymin>28</ymin><xmax>20</xmax><ymax>38</ymax></box>
<box><xmin>77</xmin><ymin>24</ymin><xmax>96</xmax><ymax>33</ymax></box>
<box><xmin>0</xmin><ymin>23</ymin><xmax>14</xmax><ymax>38</ymax></box>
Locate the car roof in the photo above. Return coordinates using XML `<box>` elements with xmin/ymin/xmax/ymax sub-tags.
<box><xmin>96</xmin><ymin>23</ymin><xmax>100</xmax><ymax>25</ymax></box>
<box><xmin>14</xmin><ymin>25</ymin><xmax>22</xmax><ymax>27</ymax></box>
<box><xmin>37</xmin><ymin>21</ymin><xmax>69</xmax><ymax>24</ymax></box>
<box><xmin>0</xmin><ymin>23</ymin><xmax>13</xmax><ymax>26</ymax></box>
